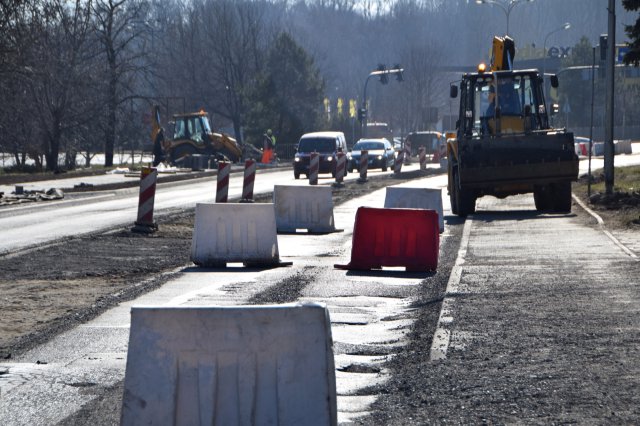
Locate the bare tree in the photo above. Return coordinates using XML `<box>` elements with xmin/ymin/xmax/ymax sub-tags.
<box><xmin>23</xmin><ymin>0</ymin><xmax>95</xmax><ymax>171</ymax></box>
<box><xmin>92</xmin><ymin>0</ymin><xmax>153</xmax><ymax>166</ymax></box>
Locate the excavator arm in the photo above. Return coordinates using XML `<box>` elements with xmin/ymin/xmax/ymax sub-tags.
<box><xmin>151</xmin><ymin>105</ymin><xmax>166</xmax><ymax>166</ymax></box>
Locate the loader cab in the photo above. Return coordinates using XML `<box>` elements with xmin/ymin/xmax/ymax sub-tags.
<box><xmin>172</xmin><ymin>112</ymin><xmax>211</xmax><ymax>145</ymax></box>
<box><xmin>452</xmin><ymin>70</ymin><xmax>551</xmax><ymax>139</ymax></box>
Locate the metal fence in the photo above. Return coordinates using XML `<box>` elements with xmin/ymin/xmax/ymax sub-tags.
<box><xmin>276</xmin><ymin>144</ymin><xmax>297</xmax><ymax>161</ymax></box>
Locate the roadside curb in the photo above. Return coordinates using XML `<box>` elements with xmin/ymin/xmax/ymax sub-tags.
<box><xmin>572</xmin><ymin>193</ymin><xmax>638</xmax><ymax>261</ymax></box>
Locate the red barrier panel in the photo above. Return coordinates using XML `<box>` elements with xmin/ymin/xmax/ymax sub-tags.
<box><xmin>335</xmin><ymin>207</ymin><xmax>439</xmax><ymax>272</ymax></box>
<box><xmin>579</xmin><ymin>143</ymin><xmax>588</xmax><ymax>156</ymax></box>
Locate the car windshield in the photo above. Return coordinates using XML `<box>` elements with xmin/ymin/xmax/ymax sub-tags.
<box><xmin>353</xmin><ymin>141</ymin><xmax>384</xmax><ymax>151</ymax></box>
<box><xmin>298</xmin><ymin>138</ymin><xmax>335</xmax><ymax>152</ymax></box>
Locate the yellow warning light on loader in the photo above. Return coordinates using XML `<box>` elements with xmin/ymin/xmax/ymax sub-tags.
<box><xmin>478</xmin><ymin>63</ymin><xmax>487</xmax><ymax>73</ymax></box>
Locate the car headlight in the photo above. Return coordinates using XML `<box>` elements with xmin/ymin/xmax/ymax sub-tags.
<box><xmin>294</xmin><ymin>157</ymin><xmax>301</xmax><ymax>162</ymax></box>
<box><xmin>326</xmin><ymin>156</ymin><xmax>333</xmax><ymax>161</ymax></box>
<box><xmin>377</xmin><ymin>155</ymin><xmax>383</xmax><ymax>160</ymax></box>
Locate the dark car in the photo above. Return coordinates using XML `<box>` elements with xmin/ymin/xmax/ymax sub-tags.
<box><xmin>293</xmin><ymin>131</ymin><xmax>348</xmax><ymax>179</ymax></box>
<box><xmin>349</xmin><ymin>138</ymin><xmax>396</xmax><ymax>172</ymax></box>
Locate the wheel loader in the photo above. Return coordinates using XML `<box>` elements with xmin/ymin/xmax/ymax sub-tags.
<box><xmin>151</xmin><ymin>106</ymin><xmax>260</xmax><ymax>167</ymax></box>
<box><xmin>447</xmin><ymin>36</ymin><xmax>579</xmax><ymax>216</ymax></box>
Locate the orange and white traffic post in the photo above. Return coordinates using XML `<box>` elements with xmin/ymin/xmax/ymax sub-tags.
<box><xmin>216</xmin><ymin>161</ymin><xmax>231</xmax><ymax>202</ymax></box>
<box><xmin>394</xmin><ymin>151</ymin><xmax>404</xmax><ymax>176</ymax></box>
<box><xmin>241</xmin><ymin>159</ymin><xmax>256</xmax><ymax>201</ymax></box>
<box><xmin>132</xmin><ymin>167</ymin><xmax>158</xmax><ymax>233</ymax></box>
<box><xmin>419</xmin><ymin>147</ymin><xmax>427</xmax><ymax>171</ymax></box>
<box><xmin>309</xmin><ymin>152</ymin><xmax>319</xmax><ymax>185</ymax></box>
<box><xmin>357</xmin><ymin>150</ymin><xmax>368</xmax><ymax>183</ymax></box>
<box><xmin>333</xmin><ymin>152</ymin><xmax>346</xmax><ymax>187</ymax></box>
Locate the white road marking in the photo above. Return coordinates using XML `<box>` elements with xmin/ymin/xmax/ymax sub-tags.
<box><xmin>430</xmin><ymin>217</ymin><xmax>473</xmax><ymax>360</ymax></box>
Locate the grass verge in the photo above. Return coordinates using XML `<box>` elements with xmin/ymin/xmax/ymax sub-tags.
<box><xmin>573</xmin><ymin>165</ymin><xmax>640</xmax><ymax>229</ymax></box>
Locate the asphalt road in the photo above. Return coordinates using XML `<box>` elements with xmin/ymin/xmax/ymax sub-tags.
<box><xmin>0</xmin><ymin>163</ymin><xmax>420</xmax><ymax>255</ymax></box>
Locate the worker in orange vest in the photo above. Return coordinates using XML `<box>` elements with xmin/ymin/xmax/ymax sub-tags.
<box><xmin>261</xmin><ymin>129</ymin><xmax>275</xmax><ymax>163</ymax></box>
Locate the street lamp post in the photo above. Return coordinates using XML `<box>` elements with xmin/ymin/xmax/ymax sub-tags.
<box><xmin>542</xmin><ymin>22</ymin><xmax>571</xmax><ymax>75</ymax></box>
<box><xmin>475</xmin><ymin>0</ymin><xmax>534</xmax><ymax>35</ymax></box>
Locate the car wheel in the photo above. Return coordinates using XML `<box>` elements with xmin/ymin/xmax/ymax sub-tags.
<box><xmin>382</xmin><ymin>160</ymin><xmax>388</xmax><ymax>172</ymax></box>
<box><xmin>294</xmin><ymin>171</ymin><xmax>300</xmax><ymax>180</ymax></box>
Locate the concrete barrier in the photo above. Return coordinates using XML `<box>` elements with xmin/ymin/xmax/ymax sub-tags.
<box><xmin>615</xmin><ymin>139</ymin><xmax>633</xmax><ymax>155</ymax></box>
<box><xmin>592</xmin><ymin>142</ymin><xmax>605</xmax><ymax>156</ymax></box>
<box><xmin>384</xmin><ymin>187</ymin><xmax>444</xmax><ymax>233</ymax></box>
<box><xmin>273</xmin><ymin>185</ymin><xmax>340</xmax><ymax>234</ymax></box>
<box><xmin>121</xmin><ymin>303</ymin><xmax>337</xmax><ymax>426</ymax></box>
<box><xmin>191</xmin><ymin>203</ymin><xmax>289</xmax><ymax>267</ymax></box>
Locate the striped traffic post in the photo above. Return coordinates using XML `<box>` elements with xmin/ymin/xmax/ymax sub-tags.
<box><xmin>216</xmin><ymin>161</ymin><xmax>230</xmax><ymax>203</ymax></box>
<box><xmin>309</xmin><ymin>152</ymin><xmax>319</xmax><ymax>185</ymax></box>
<box><xmin>394</xmin><ymin>150</ymin><xmax>404</xmax><ymax>176</ymax></box>
<box><xmin>404</xmin><ymin>138</ymin><xmax>412</xmax><ymax>164</ymax></box>
<box><xmin>419</xmin><ymin>147</ymin><xmax>427</xmax><ymax>171</ymax></box>
<box><xmin>241</xmin><ymin>159</ymin><xmax>256</xmax><ymax>201</ymax></box>
<box><xmin>333</xmin><ymin>152</ymin><xmax>346</xmax><ymax>187</ymax></box>
<box><xmin>132</xmin><ymin>167</ymin><xmax>158</xmax><ymax>233</ymax></box>
<box><xmin>357</xmin><ymin>150</ymin><xmax>368</xmax><ymax>183</ymax></box>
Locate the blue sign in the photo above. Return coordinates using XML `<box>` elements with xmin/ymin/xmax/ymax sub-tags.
<box><xmin>618</xmin><ymin>46</ymin><xmax>629</xmax><ymax>63</ymax></box>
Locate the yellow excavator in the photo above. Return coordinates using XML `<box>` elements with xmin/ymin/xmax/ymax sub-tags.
<box><xmin>151</xmin><ymin>106</ymin><xmax>255</xmax><ymax>167</ymax></box>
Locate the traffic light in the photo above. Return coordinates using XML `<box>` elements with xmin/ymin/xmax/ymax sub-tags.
<box><xmin>358</xmin><ymin>108</ymin><xmax>367</xmax><ymax>122</ymax></box>
<box><xmin>599</xmin><ymin>34</ymin><xmax>607</xmax><ymax>79</ymax></box>
<box><xmin>377</xmin><ymin>64</ymin><xmax>388</xmax><ymax>84</ymax></box>
<box><xmin>599</xmin><ymin>34</ymin><xmax>607</xmax><ymax>62</ymax></box>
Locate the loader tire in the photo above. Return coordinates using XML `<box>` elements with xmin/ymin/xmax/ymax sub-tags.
<box><xmin>449</xmin><ymin>164</ymin><xmax>459</xmax><ymax>215</ymax></box>
<box><xmin>533</xmin><ymin>185</ymin><xmax>553</xmax><ymax>212</ymax></box>
<box><xmin>551</xmin><ymin>181</ymin><xmax>572</xmax><ymax>213</ymax></box>
<box><xmin>453</xmin><ymin>166</ymin><xmax>476</xmax><ymax>216</ymax></box>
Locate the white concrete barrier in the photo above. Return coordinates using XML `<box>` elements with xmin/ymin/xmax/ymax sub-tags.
<box><xmin>615</xmin><ymin>139</ymin><xmax>632</xmax><ymax>155</ymax></box>
<box><xmin>121</xmin><ymin>303</ymin><xmax>337</xmax><ymax>426</ymax></box>
<box><xmin>273</xmin><ymin>185</ymin><xmax>340</xmax><ymax>233</ymax></box>
<box><xmin>384</xmin><ymin>187</ymin><xmax>444</xmax><ymax>233</ymax></box>
<box><xmin>191</xmin><ymin>203</ymin><xmax>286</xmax><ymax>267</ymax></box>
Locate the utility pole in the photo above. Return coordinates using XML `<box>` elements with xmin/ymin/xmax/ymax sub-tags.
<box><xmin>604</xmin><ymin>0</ymin><xmax>615</xmax><ymax>195</ymax></box>
<box><xmin>588</xmin><ymin>47</ymin><xmax>595</xmax><ymax>198</ymax></box>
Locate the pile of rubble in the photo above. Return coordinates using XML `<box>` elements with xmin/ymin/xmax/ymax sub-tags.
<box><xmin>0</xmin><ymin>187</ymin><xmax>64</xmax><ymax>206</ymax></box>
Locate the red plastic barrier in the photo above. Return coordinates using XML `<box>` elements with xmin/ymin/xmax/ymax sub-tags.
<box><xmin>335</xmin><ymin>207</ymin><xmax>439</xmax><ymax>272</ymax></box>
<box><xmin>579</xmin><ymin>143</ymin><xmax>588</xmax><ymax>156</ymax></box>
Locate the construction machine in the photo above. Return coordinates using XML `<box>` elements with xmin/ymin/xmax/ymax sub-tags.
<box><xmin>151</xmin><ymin>106</ymin><xmax>257</xmax><ymax>167</ymax></box>
<box><xmin>447</xmin><ymin>35</ymin><xmax>579</xmax><ymax>216</ymax></box>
